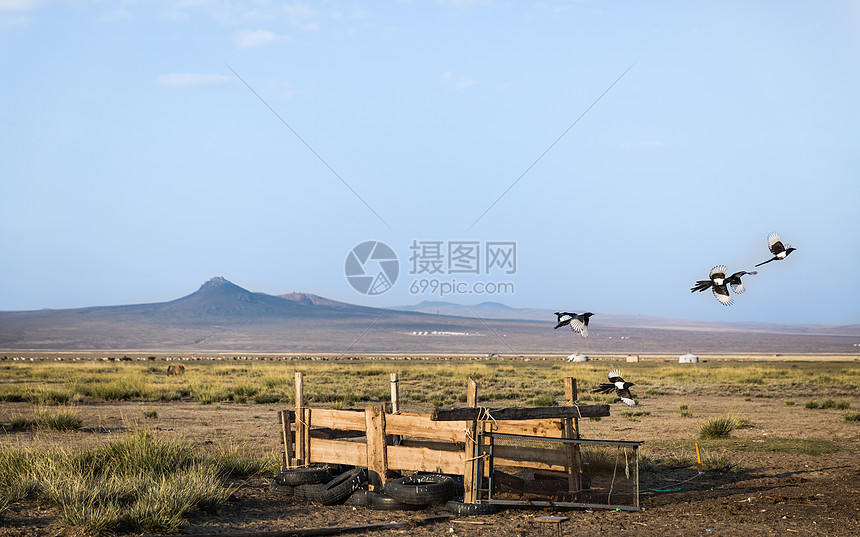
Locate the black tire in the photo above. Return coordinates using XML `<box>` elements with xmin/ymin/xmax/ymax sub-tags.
<box><xmin>276</xmin><ymin>466</ymin><xmax>331</xmax><ymax>486</ymax></box>
<box><xmin>383</xmin><ymin>474</ymin><xmax>455</xmax><ymax>506</ymax></box>
<box><xmin>366</xmin><ymin>491</ymin><xmax>426</xmax><ymax>511</ymax></box>
<box><xmin>343</xmin><ymin>488</ymin><xmax>370</xmax><ymax>507</ymax></box>
<box><xmin>318</xmin><ymin>468</ymin><xmax>368</xmax><ymax>506</ymax></box>
<box><xmin>444</xmin><ymin>499</ymin><xmax>499</xmax><ymax>516</ymax></box>
<box><xmin>294</xmin><ymin>483</ymin><xmax>327</xmax><ymax>502</ymax></box>
<box><xmin>268</xmin><ymin>479</ymin><xmax>295</xmax><ymax>496</ymax></box>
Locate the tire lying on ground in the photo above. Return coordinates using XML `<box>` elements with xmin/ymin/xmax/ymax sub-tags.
<box><xmin>275</xmin><ymin>466</ymin><xmax>332</xmax><ymax>486</ymax></box>
<box><xmin>382</xmin><ymin>474</ymin><xmax>455</xmax><ymax>506</ymax></box>
<box><xmin>294</xmin><ymin>483</ymin><xmax>327</xmax><ymax>502</ymax></box>
<box><xmin>343</xmin><ymin>488</ymin><xmax>370</xmax><ymax>507</ymax></box>
<box><xmin>268</xmin><ymin>479</ymin><xmax>295</xmax><ymax>496</ymax></box>
<box><xmin>318</xmin><ymin>468</ymin><xmax>368</xmax><ymax>505</ymax></box>
<box><xmin>365</xmin><ymin>491</ymin><xmax>426</xmax><ymax>511</ymax></box>
<box><xmin>443</xmin><ymin>499</ymin><xmax>499</xmax><ymax>516</ymax></box>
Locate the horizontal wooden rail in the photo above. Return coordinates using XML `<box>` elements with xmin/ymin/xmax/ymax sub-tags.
<box><xmin>432</xmin><ymin>404</ymin><xmax>610</xmax><ymax>421</ymax></box>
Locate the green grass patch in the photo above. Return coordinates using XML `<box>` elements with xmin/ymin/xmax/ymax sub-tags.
<box><xmin>37</xmin><ymin>409</ymin><xmax>83</xmax><ymax>431</ymax></box>
<box><xmin>653</xmin><ymin>437</ymin><xmax>839</xmax><ymax>456</ymax></box>
<box><xmin>699</xmin><ymin>416</ymin><xmax>737</xmax><ymax>439</ymax></box>
<box><xmin>844</xmin><ymin>411</ymin><xmax>860</xmax><ymax>422</ymax></box>
<box><xmin>0</xmin><ymin>429</ymin><xmax>275</xmax><ymax>535</ymax></box>
<box><xmin>528</xmin><ymin>392</ymin><xmax>558</xmax><ymax>406</ymax></box>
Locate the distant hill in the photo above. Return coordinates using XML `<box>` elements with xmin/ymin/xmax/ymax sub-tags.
<box><xmin>392</xmin><ymin>300</ymin><xmax>859</xmax><ymax>337</ymax></box>
<box><xmin>0</xmin><ymin>277</ymin><xmax>857</xmax><ymax>354</ymax></box>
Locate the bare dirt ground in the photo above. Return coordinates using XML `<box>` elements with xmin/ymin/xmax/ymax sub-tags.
<box><xmin>2</xmin><ymin>395</ymin><xmax>859</xmax><ymax>537</ymax></box>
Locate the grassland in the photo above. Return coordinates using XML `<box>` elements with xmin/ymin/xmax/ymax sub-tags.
<box><xmin>1</xmin><ymin>355</ymin><xmax>859</xmax><ymax>535</ymax></box>
<box><xmin>1</xmin><ymin>356</ymin><xmax>858</xmax><ymax>409</ymax></box>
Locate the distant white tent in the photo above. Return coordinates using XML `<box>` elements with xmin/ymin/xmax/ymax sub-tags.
<box><xmin>567</xmin><ymin>353</ymin><xmax>589</xmax><ymax>362</ymax></box>
<box><xmin>679</xmin><ymin>353</ymin><xmax>699</xmax><ymax>363</ymax></box>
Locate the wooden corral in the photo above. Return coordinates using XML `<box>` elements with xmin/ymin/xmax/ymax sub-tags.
<box><xmin>279</xmin><ymin>373</ymin><xmax>640</xmax><ymax>509</ymax></box>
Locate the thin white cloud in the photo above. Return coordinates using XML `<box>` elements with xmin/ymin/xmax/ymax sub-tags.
<box><xmin>0</xmin><ymin>0</ymin><xmax>42</xmax><ymax>11</ymax></box>
<box><xmin>234</xmin><ymin>28</ymin><xmax>286</xmax><ymax>49</ymax></box>
<box><xmin>156</xmin><ymin>73</ymin><xmax>233</xmax><ymax>88</ymax></box>
<box><xmin>442</xmin><ymin>71</ymin><xmax>478</xmax><ymax>90</ymax></box>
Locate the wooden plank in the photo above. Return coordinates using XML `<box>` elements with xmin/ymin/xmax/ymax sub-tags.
<box><xmin>466</xmin><ymin>377</ymin><xmax>477</xmax><ymax>407</ymax></box>
<box><xmin>304</xmin><ymin>408</ymin><xmax>367</xmax><ymax>431</ymax></box>
<box><xmin>493</xmin><ymin>444</ymin><xmax>568</xmax><ymax>472</ymax></box>
<box><xmin>387</xmin><ymin>444</ymin><xmax>465</xmax><ymax>475</ymax></box>
<box><xmin>303</xmin><ymin>408</ymin><xmax>312</xmax><ymax>465</ymax></box>
<box><xmin>493</xmin><ymin>419</ymin><xmax>564</xmax><ymax>438</ymax></box>
<box><xmin>433</xmin><ymin>404</ymin><xmax>610</xmax><ymax>421</ymax></box>
<box><xmin>385</xmin><ymin>413</ymin><xmax>465</xmax><ymax>443</ymax></box>
<box><xmin>279</xmin><ymin>410</ymin><xmax>294</xmax><ymax>469</ymax></box>
<box><xmin>399</xmin><ymin>438</ymin><xmax>464</xmax><ymax>452</ymax></box>
<box><xmin>463</xmin><ymin>378</ymin><xmax>479</xmax><ymax>503</ymax></box>
<box><xmin>308</xmin><ymin>438</ymin><xmax>367</xmax><ymax>467</ymax></box>
<box><xmin>365</xmin><ymin>405</ymin><xmax>388</xmax><ymax>488</ymax></box>
<box><xmin>564</xmin><ymin>377</ymin><xmax>582</xmax><ymax>492</ymax></box>
<box><xmin>295</xmin><ymin>372</ymin><xmax>304</xmax><ymax>466</ymax></box>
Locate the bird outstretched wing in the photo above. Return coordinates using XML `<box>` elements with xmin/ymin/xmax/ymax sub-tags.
<box><xmin>767</xmin><ymin>232</ymin><xmax>786</xmax><ymax>255</ymax></box>
<box><xmin>554</xmin><ymin>312</ymin><xmax>573</xmax><ymax>329</ymax></box>
<box><xmin>569</xmin><ymin>318</ymin><xmax>588</xmax><ymax>338</ymax></box>
<box><xmin>709</xmin><ymin>265</ymin><xmax>727</xmax><ymax>280</ymax></box>
<box><xmin>608</xmin><ymin>369</ymin><xmax>623</xmax><ymax>383</ymax></box>
<box><xmin>728</xmin><ymin>270</ymin><xmax>756</xmax><ymax>294</ymax></box>
<box><xmin>712</xmin><ymin>284</ymin><xmax>733</xmax><ymax>306</ymax></box>
<box><xmin>617</xmin><ymin>389</ymin><xmax>636</xmax><ymax>406</ymax></box>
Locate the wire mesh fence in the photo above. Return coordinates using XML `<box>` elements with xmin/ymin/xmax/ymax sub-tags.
<box><xmin>475</xmin><ymin>431</ymin><xmax>641</xmax><ymax>511</ymax></box>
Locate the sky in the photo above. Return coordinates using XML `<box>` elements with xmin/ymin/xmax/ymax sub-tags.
<box><xmin>1</xmin><ymin>1</ymin><xmax>859</xmax><ymax>325</ymax></box>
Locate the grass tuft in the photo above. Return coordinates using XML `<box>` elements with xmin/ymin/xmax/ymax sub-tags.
<box><xmin>0</xmin><ymin>429</ymin><xmax>273</xmax><ymax>535</ymax></box>
<box><xmin>528</xmin><ymin>392</ymin><xmax>558</xmax><ymax>406</ymax></box>
<box><xmin>843</xmin><ymin>411</ymin><xmax>860</xmax><ymax>422</ymax></box>
<box><xmin>699</xmin><ymin>415</ymin><xmax>736</xmax><ymax>439</ymax></box>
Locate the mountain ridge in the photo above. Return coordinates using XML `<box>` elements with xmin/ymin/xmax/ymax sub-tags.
<box><xmin>0</xmin><ymin>277</ymin><xmax>856</xmax><ymax>352</ymax></box>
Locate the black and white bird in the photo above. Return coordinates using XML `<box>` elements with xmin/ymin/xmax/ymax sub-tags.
<box><xmin>690</xmin><ymin>265</ymin><xmax>734</xmax><ymax>306</ymax></box>
<box><xmin>592</xmin><ymin>369</ymin><xmax>636</xmax><ymax>406</ymax></box>
<box><xmin>724</xmin><ymin>270</ymin><xmax>757</xmax><ymax>295</ymax></box>
<box><xmin>755</xmin><ymin>232</ymin><xmax>796</xmax><ymax>267</ymax></box>
<box><xmin>554</xmin><ymin>312</ymin><xmax>594</xmax><ymax>338</ymax></box>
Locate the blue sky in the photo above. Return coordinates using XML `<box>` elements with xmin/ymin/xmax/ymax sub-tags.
<box><xmin>1</xmin><ymin>1</ymin><xmax>858</xmax><ymax>325</ymax></box>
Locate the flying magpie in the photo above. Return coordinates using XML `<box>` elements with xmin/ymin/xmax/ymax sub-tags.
<box><xmin>592</xmin><ymin>369</ymin><xmax>636</xmax><ymax>406</ymax></box>
<box><xmin>755</xmin><ymin>232</ymin><xmax>796</xmax><ymax>267</ymax></box>
<box><xmin>690</xmin><ymin>265</ymin><xmax>733</xmax><ymax>306</ymax></box>
<box><xmin>725</xmin><ymin>270</ymin><xmax>757</xmax><ymax>294</ymax></box>
<box><xmin>554</xmin><ymin>312</ymin><xmax>594</xmax><ymax>338</ymax></box>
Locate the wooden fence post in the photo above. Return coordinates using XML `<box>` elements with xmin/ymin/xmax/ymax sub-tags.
<box><xmin>389</xmin><ymin>373</ymin><xmax>400</xmax><ymax>414</ymax></box>
<box><xmin>563</xmin><ymin>377</ymin><xmax>582</xmax><ymax>493</ymax></box>
<box><xmin>295</xmin><ymin>372</ymin><xmax>304</xmax><ymax>466</ymax></box>
<box><xmin>463</xmin><ymin>377</ymin><xmax>479</xmax><ymax>503</ymax></box>
<box><xmin>279</xmin><ymin>409</ymin><xmax>294</xmax><ymax>469</ymax></box>
<box><xmin>365</xmin><ymin>405</ymin><xmax>388</xmax><ymax>490</ymax></box>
